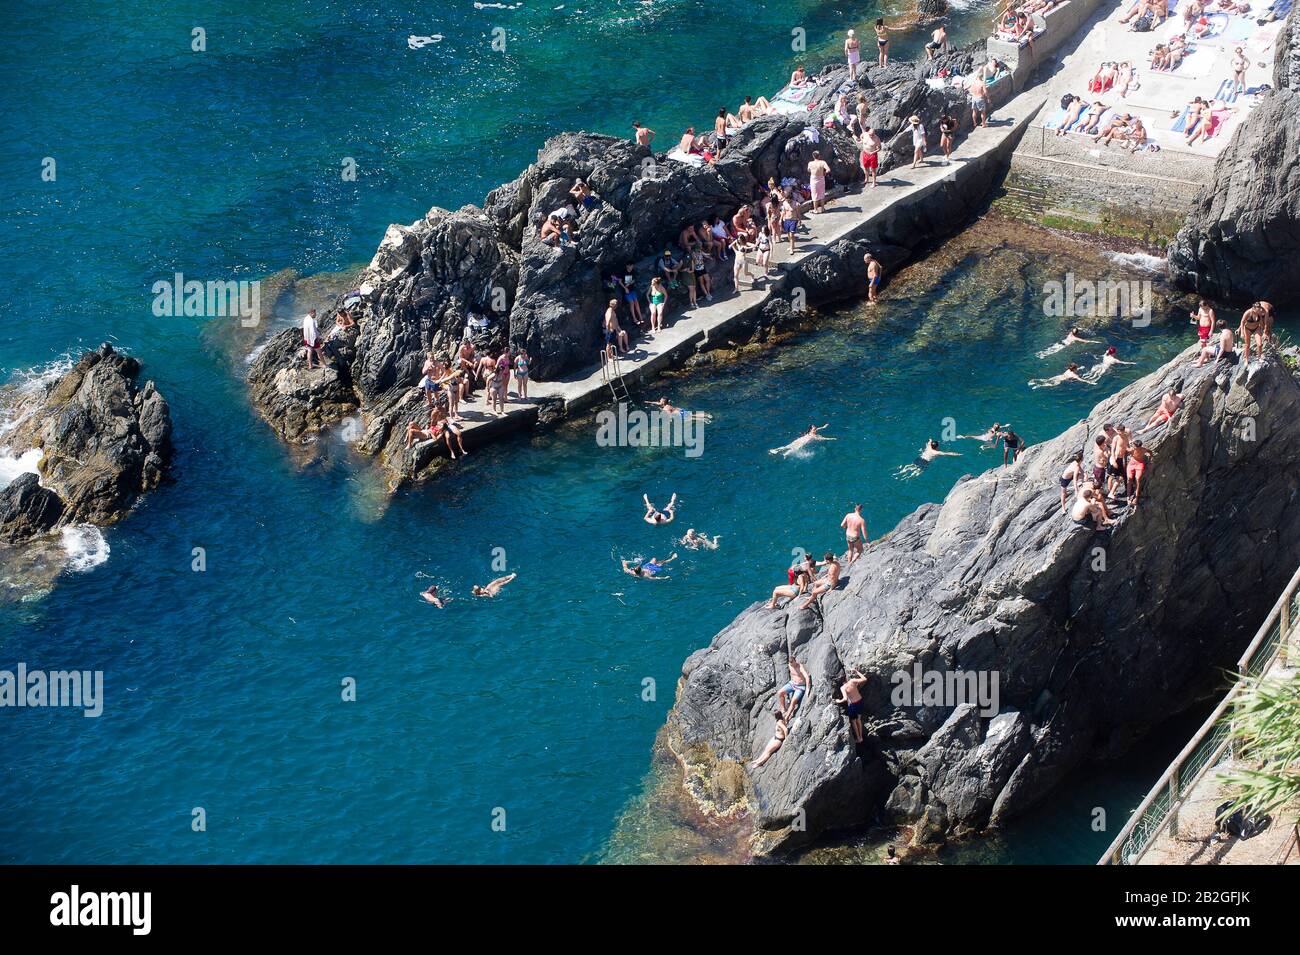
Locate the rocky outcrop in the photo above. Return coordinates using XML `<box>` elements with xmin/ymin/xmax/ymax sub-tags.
<box><xmin>1167</xmin><ymin>12</ymin><xmax>1300</xmax><ymax>302</ymax></box>
<box><xmin>244</xmin><ymin>46</ymin><xmax>994</xmax><ymax>478</ymax></box>
<box><xmin>0</xmin><ymin>343</ymin><xmax>173</xmax><ymax>543</ymax></box>
<box><xmin>665</xmin><ymin>347</ymin><xmax>1300</xmax><ymax>856</ymax></box>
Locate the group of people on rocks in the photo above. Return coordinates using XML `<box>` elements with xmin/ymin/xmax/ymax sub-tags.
<box><xmin>402</xmin><ymin>338</ymin><xmax>532</xmax><ymax>459</ymax></box>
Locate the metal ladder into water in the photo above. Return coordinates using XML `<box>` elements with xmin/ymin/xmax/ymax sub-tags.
<box><xmin>601</xmin><ymin>349</ymin><xmax>631</xmax><ymax>402</ymax></box>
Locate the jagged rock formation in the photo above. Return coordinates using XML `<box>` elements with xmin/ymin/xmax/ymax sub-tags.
<box><xmin>245</xmin><ymin>47</ymin><xmax>992</xmax><ymax>477</ymax></box>
<box><xmin>665</xmin><ymin>347</ymin><xmax>1300</xmax><ymax>856</ymax></box>
<box><xmin>0</xmin><ymin>344</ymin><xmax>173</xmax><ymax>543</ymax></box>
<box><xmin>1167</xmin><ymin>12</ymin><xmax>1300</xmax><ymax>302</ymax></box>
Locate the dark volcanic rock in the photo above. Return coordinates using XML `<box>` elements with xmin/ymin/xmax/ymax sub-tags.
<box><xmin>1168</xmin><ymin>14</ymin><xmax>1300</xmax><ymax>302</ymax></box>
<box><xmin>1</xmin><ymin>343</ymin><xmax>173</xmax><ymax>542</ymax></box>
<box><xmin>665</xmin><ymin>347</ymin><xmax>1300</xmax><ymax>855</ymax></box>
<box><xmin>0</xmin><ymin>473</ymin><xmax>64</xmax><ymax>543</ymax></box>
<box><xmin>244</xmin><ymin>45</ymin><xmax>995</xmax><ymax>477</ymax></box>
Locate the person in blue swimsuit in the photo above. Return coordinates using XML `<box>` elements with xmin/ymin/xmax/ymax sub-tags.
<box><xmin>621</xmin><ymin>553</ymin><xmax>678</xmax><ymax>579</ymax></box>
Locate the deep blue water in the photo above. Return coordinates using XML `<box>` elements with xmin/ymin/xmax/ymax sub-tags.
<box><xmin>0</xmin><ymin>1</ymin><xmax>1262</xmax><ymax>863</ymax></box>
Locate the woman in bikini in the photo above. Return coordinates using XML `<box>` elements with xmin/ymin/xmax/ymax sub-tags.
<box><xmin>750</xmin><ymin>716</ymin><xmax>789</xmax><ymax>769</ymax></box>
<box><xmin>875</xmin><ymin>18</ymin><xmax>889</xmax><ymax>67</ymax></box>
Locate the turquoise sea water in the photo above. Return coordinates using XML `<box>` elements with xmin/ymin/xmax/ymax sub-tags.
<box><xmin>0</xmin><ymin>2</ymin><xmax>1272</xmax><ymax>863</ymax></box>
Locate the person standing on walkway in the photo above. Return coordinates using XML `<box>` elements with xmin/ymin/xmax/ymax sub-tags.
<box><xmin>859</xmin><ymin>125</ymin><xmax>881</xmax><ymax>188</ymax></box>
<box><xmin>909</xmin><ymin>115</ymin><xmax>927</xmax><ymax>168</ymax></box>
<box><xmin>780</xmin><ymin>193</ymin><xmax>798</xmax><ymax>255</ymax></box>
<box><xmin>808</xmin><ymin>151</ymin><xmax>831</xmax><ymax>214</ymax></box>
<box><xmin>969</xmin><ymin>75</ymin><xmax>989</xmax><ymax>128</ymax></box>
<box><xmin>939</xmin><ymin>113</ymin><xmax>957</xmax><ymax>164</ymax></box>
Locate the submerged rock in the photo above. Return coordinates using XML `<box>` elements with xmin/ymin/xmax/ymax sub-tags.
<box><xmin>665</xmin><ymin>346</ymin><xmax>1300</xmax><ymax>855</ymax></box>
<box><xmin>1167</xmin><ymin>12</ymin><xmax>1300</xmax><ymax>301</ymax></box>
<box><xmin>1</xmin><ymin>343</ymin><xmax>173</xmax><ymax>543</ymax></box>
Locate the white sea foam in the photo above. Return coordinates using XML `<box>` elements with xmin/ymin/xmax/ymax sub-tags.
<box><xmin>60</xmin><ymin>524</ymin><xmax>110</xmax><ymax>573</ymax></box>
<box><xmin>1105</xmin><ymin>251</ymin><xmax>1167</xmax><ymax>274</ymax></box>
<box><xmin>244</xmin><ymin>338</ymin><xmax>272</xmax><ymax>366</ymax></box>
<box><xmin>0</xmin><ymin>448</ymin><xmax>43</xmax><ymax>490</ymax></box>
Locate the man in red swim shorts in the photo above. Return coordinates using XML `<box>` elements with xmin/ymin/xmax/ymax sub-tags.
<box><xmin>859</xmin><ymin>126</ymin><xmax>881</xmax><ymax>188</ymax></box>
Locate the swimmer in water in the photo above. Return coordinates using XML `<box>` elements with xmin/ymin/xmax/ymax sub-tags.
<box><xmin>770</xmin><ymin>424</ymin><xmax>835</xmax><ymax>457</ymax></box>
<box><xmin>622</xmin><ymin>553</ymin><xmax>678</xmax><ymax>578</ymax></box>
<box><xmin>643</xmin><ymin>493</ymin><xmax>678</xmax><ymax>524</ymax></box>
<box><xmin>1030</xmin><ymin>363</ymin><xmax>1089</xmax><ymax>388</ymax></box>
<box><xmin>471</xmin><ymin>573</ymin><xmax>517</xmax><ymax>598</ymax></box>
<box><xmin>1099</xmin><ymin>345</ymin><xmax>1135</xmax><ymax>370</ymax></box>
<box><xmin>956</xmin><ymin>422</ymin><xmax>1007</xmax><ymax>448</ymax></box>
<box><xmin>680</xmin><ymin>528</ymin><xmax>720</xmax><ymax>550</ymax></box>
<box><xmin>1036</xmin><ymin>327</ymin><xmax>1100</xmax><ymax>358</ymax></box>
<box><xmin>655</xmin><ymin>397</ymin><xmax>712</xmax><ymax>422</ymax></box>
<box><xmin>896</xmin><ymin>439</ymin><xmax>961</xmax><ymax>478</ymax></box>
<box><xmin>420</xmin><ymin>584</ymin><xmax>446</xmax><ymax>608</ymax></box>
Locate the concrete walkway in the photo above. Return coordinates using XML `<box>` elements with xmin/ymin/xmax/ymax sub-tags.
<box><xmin>437</xmin><ymin>85</ymin><xmax>1049</xmax><ymax>454</ymax></box>
<box><xmin>1139</xmin><ymin>651</ymin><xmax>1300</xmax><ymax>866</ymax></box>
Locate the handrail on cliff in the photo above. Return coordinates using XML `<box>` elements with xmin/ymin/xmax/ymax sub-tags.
<box><xmin>1097</xmin><ymin>561</ymin><xmax>1300</xmax><ymax>865</ymax></box>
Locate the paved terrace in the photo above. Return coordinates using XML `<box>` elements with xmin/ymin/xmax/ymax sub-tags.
<box><xmin>1018</xmin><ymin>0</ymin><xmax>1289</xmax><ymax>175</ymax></box>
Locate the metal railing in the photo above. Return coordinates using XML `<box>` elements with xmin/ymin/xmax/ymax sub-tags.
<box><xmin>1098</xmin><ymin>562</ymin><xmax>1300</xmax><ymax>865</ymax></box>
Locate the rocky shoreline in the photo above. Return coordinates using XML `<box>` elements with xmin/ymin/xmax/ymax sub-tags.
<box><xmin>244</xmin><ymin>41</ymin><xmax>1013</xmax><ymax>485</ymax></box>
<box><xmin>662</xmin><ymin>346</ymin><xmax>1300</xmax><ymax>856</ymax></box>
<box><xmin>0</xmin><ymin>344</ymin><xmax>173</xmax><ymax>545</ymax></box>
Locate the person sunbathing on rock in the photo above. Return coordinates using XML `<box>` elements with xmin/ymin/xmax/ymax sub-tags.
<box><xmin>1198</xmin><ymin>321</ymin><xmax>1235</xmax><ymax>366</ymax></box>
<box><xmin>1071</xmin><ymin>486</ymin><xmax>1115</xmax><ymax>530</ymax></box>
<box><xmin>769</xmin><ymin>556</ymin><xmax>815</xmax><ymax>608</ymax></box>
<box><xmin>471</xmin><ymin>573</ymin><xmax>516</xmax><ymax>597</ymax></box>
<box><xmin>797</xmin><ymin>552</ymin><xmax>842</xmax><ymax>609</ymax></box>
<box><xmin>622</xmin><ymin>553</ymin><xmax>677</xmax><ymax>578</ymax></box>
<box><xmin>750</xmin><ymin>716</ymin><xmax>789</xmax><ymax>769</ymax></box>
<box><xmin>1138</xmin><ymin>385</ymin><xmax>1184</xmax><ymax>434</ymax></box>
<box><xmin>643</xmin><ymin>493</ymin><xmax>678</xmax><ymax>525</ymax></box>
<box><xmin>832</xmin><ymin>667</ymin><xmax>871</xmax><ymax>743</ymax></box>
